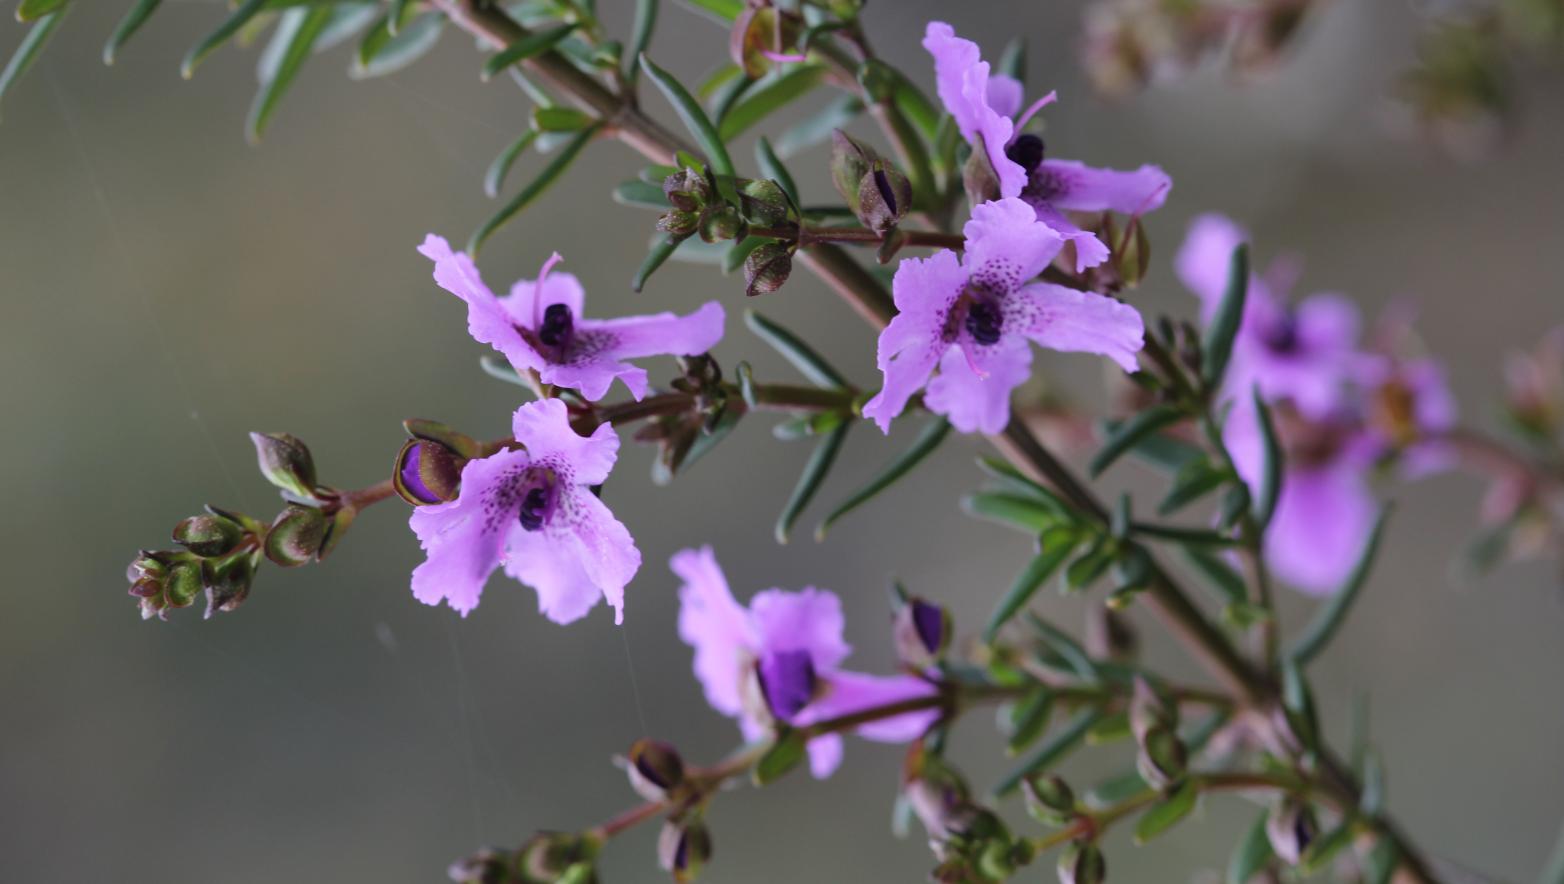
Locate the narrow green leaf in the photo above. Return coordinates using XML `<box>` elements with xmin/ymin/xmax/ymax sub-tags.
<box><xmin>984</xmin><ymin>530</ymin><xmax>1078</xmax><ymax>641</ymax></box>
<box><xmin>478</xmin><ymin>355</ymin><xmax>537</xmax><ymax>394</ymax></box>
<box><xmin>889</xmin><ymin>70</ymin><xmax>940</xmax><ymax>140</ymax></box>
<box><xmin>743</xmin><ymin>309</ymin><xmax>849</xmax><ymax>388</ymax></box>
<box><xmin>675</xmin><ymin>0</ymin><xmax>741</xmax><ymax>22</ymax></box>
<box><xmin>1301</xmin><ymin>825</ymin><xmax>1354</xmax><ymax>873</ymax></box>
<box><xmin>707</xmin><ymin>71</ymin><xmax>753</xmax><ymax>126</ymax></box>
<box><xmin>1287</xmin><ymin>505</ymin><xmax>1392</xmax><ymax>665</ymax></box>
<box><xmin>17</xmin><ymin>0</ymin><xmax>66</xmax><ymax>23</ymax></box>
<box><xmin>775</xmin><ymin>92</ymin><xmax>863</xmax><ymax>157</ymax></box>
<box><xmin>816</xmin><ymin>419</ymin><xmax>949</xmax><ymax>539</ymax></box>
<box><xmin>1085</xmin><ymin>711</ymin><xmax>1131</xmax><ymax>744</ymax></box>
<box><xmin>248</xmin><ymin>6</ymin><xmax>333</xmax><ymax>143</ymax></box>
<box><xmin>1133</xmin><ymin>522</ymin><xmax>1239</xmax><ymax>548</ymax></box>
<box><xmin>696</xmin><ymin>62</ymin><xmax>741</xmax><ymax>99</ymax></box>
<box><xmin>755</xmin><ymin>137</ymin><xmax>799</xmax><ymax>207</ymax></box>
<box><xmin>1134</xmin><ymin>780</ymin><xmax>1198</xmax><ymax>845</ymax></box>
<box><xmin>1250</xmin><ymin>387</ymin><xmax>1284</xmax><ymax>528</ymax></box>
<box><xmin>961</xmin><ymin>493</ymin><xmax>1060</xmax><ymax>535</ymax></box>
<box><xmin>1359</xmin><ymin>749</ymin><xmax>1385</xmax><ymax>816</ymax></box>
<box><xmin>623</xmin><ymin>0</ymin><xmax>657</xmax><ymax>83</ymax></box>
<box><xmin>0</xmin><ymin>7</ymin><xmax>65</xmax><ymax>111</ymax></box>
<box><xmin>1227</xmin><ymin>812</ymin><xmax>1274</xmax><ymax>884</ymax></box>
<box><xmin>678</xmin><ymin>402</ymin><xmax>743</xmax><ymax>477</ymax></box>
<box><xmin>1182</xmin><ymin>547</ymin><xmax>1248</xmax><ymax>606</ymax></box>
<box><xmin>975</xmin><ymin>456</ymin><xmax>1073</xmax><ymax>518</ymax></box>
<box><xmin>1364</xmin><ymin>840</ymin><xmax>1398</xmax><ymax>884</ymax></box>
<box><xmin>481</xmin><ymin>22</ymin><xmax>578</xmax><ymax>81</ymax></box>
<box><xmin>1538</xmin><ymin>820</ymin><xmax>1564</xmax><ymax>884</ymax></box>
<box><xmin>1090</xmin><ymin>403</ymin><xmax>1186</xmax><ymax>477</ymax></box>
<box><xmin>484</xmin><ymin>130</ymin><xmax>538</xmax><ymax>199</ymax></box>
<box><xmin>775</xmin><ymin>423</ymin><xmax>849</xmax><ymax>544</ymax></box>
<box><xmin>1159</xmin><ymin>458</ymin><xmax>1230</xmax><ymax>515</ymax></box>
<box><xmin>752</xmin><ymin>728</ymin><xmax>807</xmax><ymax>785</ymax></box>
<box><xmin>997</xmin><ymin>37</ymin><xmax>1026</xmax><ymax>83</ymax></box>
<box><xmin>718</xmin><ymin>63</ymin><xmax>825</xmax><ymax>140</ymax></box>
<box><xmin>1281</xmin><ymin>655</ymin><xmax>1319</xmax><ymax>748</ymax></box>
<box><xmin>1026</xmin><ymin>614</ymin><xmax>1100</xmax><ymax>681</ymax></box>
<box><xmin>613</xmin><ymin>178</ymin><xmax>668</xmax><ymax>209</ymax></box>
<box><xmin>1005</xmin><ymin>688</ymin><xmax>1055</xmax><ymax>754</ymax></box>
<box><xmin>632</xmin><ymin>234</ymin><xmax>685</xmax><ymax>292</ymax></box>
<box><xmin>352</xmin><ymin>11</ymin><xmax>442</xmax><ymax>80</ymax></box>
<box><xmin>314</xmin><ymin>4</ymin><xmax>379</xmax><ymax>53</ymax></box>
<box><xmin>1064</xmin><ymin>539</ymin><xmax>1115</xmax><ymax>592</ymax></box>
<box><xmin>995</xmin><ymin>709</ymin><xmax>1102</xmax><ymax>796</ymax></box>
<box><xmin>640</xmin><ymin>54</ymin><xmax>735</xmax><ymax>177</ymax></box>
<box><xmin>470</xmin><ymin>125</ymin><xmax>598</xmax><ymax>253</ymax></box>
<box><xmin>388</xmin><ymin>0</ymin><xmax>412</xmax><ymax>34</ymax></box>
<box><xmin>1201</xmin><ymin>244</ymin><xmax>1250</xmax><ymax>388</ymax></box>
<box><xmin>722</xmin><ymin>235</ymin><xmax>763</xmax><ymax>275</ymax></box>
<box><xmin>1086</xmin><ymin>770</ymin><xmax>1147</xmax><ymax>808</ymax></box>
<box><xmin>104</xmin><ymin>0</ymin><xmax>163</xmax><ymax>64</ymax></box>
<box><xmin>532</xmin><ymin>106</ymin><xmax>594</xmax><ymax>132</ymax></box>
<box><xmin>182</xmin><ymin>0</ymin><xmax>268</xmax><ymax>79</ymax></box>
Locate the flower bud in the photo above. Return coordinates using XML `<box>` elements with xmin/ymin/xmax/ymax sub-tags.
<box><xmin>1022</xmin><ymin>774</ymin><xmax>1076</xmax><ymax>827</ymax></box>
<box><xmin>265</xmin><ymin>505</ymin><xmax>329</xmax><ymax>567</ymax></box>
<box><xmin>201</xmin><ymin>553</ymin><xmax>256</xmax><ymax>618</ymax></box>
<box><xmin>165</xmin><ymin>560</ymin><xmax>204</xmax><ymax>610</ymax></box>
<box><xmin>829</xmin><ymin>129</ymin><xmax>878</xmax><ymax>212</ymax></box>
<box><xmin>1129</xmin><ymin>677</ymin><xmax>1177</xmax><ymax>744</ymax></box>
<box><xmin>963</xmin><ymin>136</ymin><xmax>1002</xmax><ymax>206</ymax></box>
<box><xmin>249</xmin><ymin>432</ymin><xmax>319</xmax><ymax>500</ymax></box>
<box><xmin>729</xmin><ymin>6</ymin><xmax>798</xmax><ymax>78</ymax></box>
<box><xmin>1265</xmin><ymin>797</ymin><xmax>1318</xmax><ymax>865</ymax></box>
<box><xmin>395</xmin><ymin>439</ymin><xmax>468</xmax><ymax>506</ymax></box>
<box><xmin>172</xmin><ymin>513</ymin><xmax>245</xmax><ymax>558</ymax></box>
<box><xmin>698</xmin><ymin>204</ymin><xmax>743</xmax><ymax>243</ymax></box>
<box><xmin>662</xmin><ymin>168</ymin><xmax>711</xmax><ymax>212</ymax></box>
<box><xmin>518</xmin><ymin>832</ymin><xmax>598</xmax><ymax>883</ymax></box>
<box><xmin>744</xmin><ymin>243</ymin><xmax>792</xmax><ymax>297</ymax></box>
<box><xmin>1134</xmin><ymin>725</ymin><xmax>1188</xmax><ymax>791</ymax></box>
<box><xmin>739</xmin><ymin>178</ymin><xmax>790</xmax><ymax>227</ymax></box>
<box><xmin>626</xmin><ymin>739</ymin><xmax>686</xmax><ymax>801</ymax></box>
<box><xmin>855</xmin><ymin>58</ymin><xmax>897</xmax><ymax>103</ymax></box>
<box><xmin>446</xmin><ymin>847</ymin><xmax>511</xmax><ymax>884</ymax></box>
<box><xmin>893</xmin><ymin>597</ymin><xmax>951</xmax><ymax>670</ymax></box>
<box><xmin>657</xmin><ymin>819</ymin><xmax>712</xmax><ymax>883</ymax></box>
<box><xmin>855</xmin><ymin>164</ymin><xmax>911</xmax><ymax>232</ymax></box>
<box><xmin>656</xmin><ymin>210</ymin><xmax>700</xmax><ymax>238</ymax></box>
<box><xmin>1056</xmin><ymin>841</ymin><xmax>1106</xmax><ymax>884</ymax></box>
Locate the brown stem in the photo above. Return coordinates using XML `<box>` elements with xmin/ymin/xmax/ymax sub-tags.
<box><xmin>750</xmin><ymin>224</ymin><xmax>966</xmax><ymax>251</ymax></box>
<box><xmin>342</xmin><ymin>478</ymin><xmax>397</xmax><ymax>510</ymax></box>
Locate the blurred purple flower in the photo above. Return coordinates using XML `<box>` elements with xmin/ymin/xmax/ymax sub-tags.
<box><xmin>924</xmin><ymin>21</ymin><xmax>1171</xmax><ymax>270</ymax></box>
<box><xmin>419</xmin><ymin>234</ymin><xmax>725</xmax><ymax>401</ymax></box>
<box><xmin>1175</xmin><ymin>214</ymin><xmax>1360</xmax><ymax>418</ymax></box>
<box><xmin>672</xmin><ymin>546</ymin><xmax>937</xmax><ymax>778</ymax></box>
<box><xmin>863</xmin><ymin>198</ymin><xmax>1145</xmax><ymax>435</ymax></box>
<box><xmin>409</xmin><ymin>399</ymin><xmax>640</xmax><ymax>624</ymax></box>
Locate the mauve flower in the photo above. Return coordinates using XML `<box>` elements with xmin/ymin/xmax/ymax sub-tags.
<box><xmin>672</xmin><ymin>546</ymin><xmax>938</xmax><ymax>779</ymax></box>
<box><xmin>1356</xmin><ymin>354</ymin><xmax>1458</xmax><ymax>478</ymax></box>
<box><xmin>924</xmin><ymin>21</ymin><xmax>1171</xmax><ymax>271</ymax></box>
<box><xmin>409</xmin><ymin>399</ymin><xmax>640</xmax><ymax>624</ymax></box>
<box><xmin>419</xmin><ymin>234</ymin><xmax>725</xmax><ymax>401</ymax></box>
<box><xmin>863</xmin><ymin>198</ymin><xmax>1145</xmax><ymax>435</ymax></box>
<box><xmin>1175</xmin><ymin>214</ymin><xmax>1359</xmax><ymax>418</ymax></box>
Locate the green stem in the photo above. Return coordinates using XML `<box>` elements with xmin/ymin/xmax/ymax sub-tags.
<box><xmin>749</xmin><ymin>224</ymin><xmax>966</xmax><ymax>251</ymax></box>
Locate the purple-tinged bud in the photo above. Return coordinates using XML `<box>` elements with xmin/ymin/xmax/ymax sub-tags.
<box><xmin>249</xmin><ymin>432</ymin><xmax>319</xmax><ymax>500</ymax></box>
<box><xmin>164</xmin><ymin>560</ymin><xmax>204</xmax><ymax>610</ymax></box>
<box><xmin>829</xmin><ymin>129</ymin><xmax>878</xmax><ymax>213</ymax></box>
<box><xmin>855</xmin><ymin>164</ymin><xmax>911</xmax><ymax>233</ymax></box>
<box><xmin>744</xmin><ymin>243</ymin><xmax>792</xmax><ymax>297</ymax></box>
<box><xmin>729</xmin><ymin>5</ymin><xmax>798</xmax><ymax>79</ymax></box>
<box><xmin>893</xmin><ymin>597</ymin><xmax>952</xmax><ymax>669</ymax></box>
<box><xmin>663</xmin><ymin>169</ymin><xmax>711</xmax><ymax>213</ymax></box>
<box><xmin>626</xmin><ymin>739</ymin><xmax>686</xmax><ymax>801</ymax></box>
<box><xmin>1265</xmin><ymin>798</ymin><xmax>1317</xmax><ymax>865</ymax></box>
<box><xmin>739</xmin><ymin>178</ymin><xmax>790</xmax><ymax>227</ymax></box>
<box><xmin>518</xmin><ymin>832</ymin><xmax>599</xmax><ymax>883</ymax></box>
<box><xmin>656</xmin><ymin>210</ymin><xmax>700</xmax><ymax>238</ymax></box>
<box><xmin>1135</xmin><ymin>725</ymin><xmax>1188</xmax><ymax>791</ymax></box>
<box><xmin>1129</xmin><ymin>677</ymin><xmax>1177</xmax><ymax>745</ymax></box>
<box><xmin>1022</xmin><ymin>774</ymin><xmax>1076</xmax><ymax>827</ymax></box>
<box><xmin>657</xmin><ymin>818</ymin><xmax>712</xmax><ymax>883</ymax></box>
<box><xmin>201</xmin><ymin>553</ymin><xmax>256</xmax><ymax>619</ymax></box>
<box><xmin>402</xmin><ymin>418</ymin><xmax>482</xmax><ymax>460</ymax></box>
<box><xmin>756</xmin><ymin>649</ymin><xmax>818</xmax><ymax>721</ymax></box>
<box><xmin>394</xmin><ymin>439</ymin><xmax>468</xmax><ymax>506</ymax></box>
<box><xmin>127</xmin><ymin>550</ymin><xmax>169</xmax><ymax>584</ymax></box>
<box><xmin>446</xmin><ymin>847</ymin><xmax>511</xmax><ymax>884</ymax></box>
<box><xmin>173</xmin><ymin>513</ymin><xmax>245</xmax><ymax>558</ymax></box>
<box><xmin>1056</xmin><ymin>841</ymin><xmax>1106</xmax><ymax>884</ymax></box>
<box><xmin>698</xmin><ymin>204</ymin><xmax>743</xmax><ymax>243</ymax></box>
<box><xmin>265</xmin><ymin>505</ymin><xmax>329</xmax><ymax>567</ymax></box>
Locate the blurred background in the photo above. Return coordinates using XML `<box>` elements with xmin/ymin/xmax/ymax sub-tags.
<box><xmin>2</xmin><ymin>2</ymin><xmax>1562</xmax><ymax>881</ymax></box>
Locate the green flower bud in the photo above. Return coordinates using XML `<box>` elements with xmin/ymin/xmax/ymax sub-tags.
<box><xmin>165</xmin><ymin>560</ymin><xmax>204</xmax><ymax>610</ymax></box>
<box><xmin>977</xmin><ymin>835</ymin><xmax>1017</xmax><ymax>880</ymax></box>
<box><xmin>739</xmin><ymin>178</ymin><xmax>790</xmax><ymax>227</ymax></box>
<box><xmin>394</xmin><ymin>439</ymin><xmax>468</xmax><ymax>507</ymax></box>
<box><xmin>519</xmin><ymin>832</ymin><xmax>597</xmax><ymax>883</ymax></box>
<box><xmin>265</xmin><ymin>505</ymin><xmax>329</xmax><ymax>567</ymax></box>
<box><xmin>626</xmin><ymin>738</ymin><xmax>686</xmax><ymax>801</ymax></box>
<box><xmin>445</xmin><ymin>847</ymin><xmax>511</xmax><ymax>884</ymax></box>
<box><xmin>855</xmin><ymin>59</ymin><xmax>897</xmax><ymax>103</ymax></box>
<box><xmin>1129</xmin><ymin>676</ymin><xmax>1177</xmax><ymax>745</ymax></box>
<box><xmin>1056</xmin><ymin>841</ymin><xmax>1106</xmax><ymax>884</ymax></box>
<box><xmin>829</xmin><ymin>129</ymin><xmax>878</xmax><ymax>212</ymax></box>
<box><xmin>1265</xmin><ymin>798</ymin><xmax>1317</xmax><ymax>865</ymax></box>
<box><xmin>657</xmin><ymin>819</ymin><xmax>712</xmax><ymax>883</ymax></box>
<box><xmin>1022</xmin><ymin>774</ymin><xmax>1076</xmax><ymax>827</ymax></box>
<box><xmin>1135</xmin><ymin>725</ymin><xmax>1188</xmax><ymax>791</ymax></box>
<box><xmin>855</xmin><ymin>164</ymin><xmax>911</xmax><ymax>232</ymax></box>
<box><xmin>663</xmin><ymin>169</ymin><xmax>711</xmax><ymax>213</ymax></box>
<box><xmin>656</xmin><ymin>210</ymin><xmax>700</xmax><ymax>237</ymax></box>
<box><xmin>729</xmin><ymin>6</ymin><xmax>797</xmax><ymax>79</ymax></box>
<box><xmin>250</xmin><ymin>432</ymin><xmax>319</xmax><ymax>500</ymax></box>
<box><xmin>403</xmin><ymin>418</ymin><xmax>482</xmax><ymax>460</ymax></box>
<box><xmin>744</xmin><ymin>243</ymin><xmax>792</xmax><ymax>297</ymax></box>
<box><xmin>698</xmin><ymin>204</ymin><xmax>743</xmax><ymax>243</ymax></box>
<box><xmin>172</xmin><ymin>513</ymin><xmax>245</xmax><ymax>558</ymax></box>
<box><xmin>201</xmin><ymin>552</ymin><xmax>256</xmax><ymax>619</ymax></box>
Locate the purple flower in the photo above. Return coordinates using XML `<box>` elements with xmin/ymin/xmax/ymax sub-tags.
<box><xmin>862</xmin><ymin>198</ymin><xmax>1145</xmax><ymax>435</ymax></box>
<box><xmin>923</xmin><ymin>21</ymin><xmax>1171</xmax><ymax>271</ymax></box>
<box><xmin>419</xmin><ymin>234</ymin><xmax>725</xmax><ymax>401</ymax></box>
<box><xmin>1175</xmin><ymin>214</ymin><xmax>1360</xmax><ymax>418</ymax></box>
<box><xmin>672</xmin><ymin>546</ymin><xmax>938</xmax><ymax>778</ymax></box>
<box><xmin>409</xmin><ymin>399</ymin><xmax>640</xmax><ymax>624</ymax></box>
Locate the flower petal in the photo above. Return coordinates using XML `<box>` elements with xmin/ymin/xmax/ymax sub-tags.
<box><xmin>923</xmin><ymin>21</ymin><xmax>985</xmax><ymax>140</ymax></box>
<box><xmin>510</xmin><ymin>398</ymin><xmax>619</xmax><ymax>486</ymax></box>
<box><xmin>1027</xmin><ymin>201</ymin><xmax>1110</xmax><ymax>272</ymax></box>
<box><xmin>556</xmin><ymin>487</ymin><xmax>641</xmax><ymax>623</ymax></box>
<box><xmin>964</xmin><ymin>197</ymin><xmax>1065</xmax><ymax>290</ymax></box>
<box><xmin>556</xmin><ymin>302</ymin><xmax>727</xmax><ymax>400</ymax></box>
<box><xmin>863</xmin><ymin>250</ymin><xmax>967</xmax><ymax>433</ymax></box>
<box><xmin>1008</xmin><ymin>282</ymin><xmax>1145</xmax><ymax>373</ymax></box>
<box><xmin>418</xmin><ymin>234</ymin><xmax>544</xmax><ymax>374</ymax></box>
<box><xmin>806</xmin><ymin>734</ymin><xmax>844</xmax><ymax>779</ymax></box>
<box><xmin>503</xmin><ymin>263</ymin><xmax>587</xmax><ymax>332</ymax></box>
<box><xmin>805</xmin><ymin>671</ymin><xmax>940</xmax><ymax>743</ymax></box>
<box><xmin>408</xmin><ymin>447</ymin><xmax>533</xmax><ymax>616</ymax></box>
<box><xmin>503</xmin><ymin>525</ymin><xmax>606</xmax><ymax>624</ymax></box>
<box><xmin>924</xmin><ymin>340</ymin><xmax>1031</xmax><ymax>435</ymax></box>
<box><xmin>1263</xmin><ymin>463</ymin><xmax>1378</xmax><ymax>595</ymax></box>
<box><xmin>986</xmin><ymin>73</ymin><xmax>1024</xmax><ymax>120</ymax></box>
<box><xmin>1175</xmin><ymin>213</ymin><xmax>1252</xmax><ymax>321</ymax></box>
<box><xmin>1035</xmin><ymin>159</ymin><xmax>1171</xmax><ymax>216</ymax></box>
<box><xmin>673</xmin><ymin>546</ymin><xmax>756</xmax><ymax>719</ymax></box>
<box><xmin>747</xmin><ymin>587</ymin><xmax>851</xmax><ymax>674</ymax></box>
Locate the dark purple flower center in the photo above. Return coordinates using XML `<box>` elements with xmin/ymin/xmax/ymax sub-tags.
<box><xmin>1262</xmin><ymin>312</ymin><xmax>1300</xmax><ymax>354</ymax></box>
<box><xmin>911</xmin><ymin>601</ymin><xmax>945</xmax><ymax>655</ymax></box>
<box><xmin>539</xmin><ymin>303</ymin><xmax>574</xmax><ymax>348</ymax></box>
<box><xmin>965</xmin><ymin>300</ymin><xmax>1004</xmax><ymax>346</ymax></box>
<box><xmin>399</xmin><ymin>443</ymin><xmax>442</xmax><ymax>505</ymax></box>
<box><xmin>517</xmin><ymin>484</ymin><xmax>553</xmax><ymax>532</ymax></box>
<box><xmin>1005</xmin><ymin>134</ymin><xmax>1046</xmax><ymax>174</ymax></box>
<box><xmin>757</xmin><ymin>649</ymin><xmax>817</xmax><ymax>721</ymax></box>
